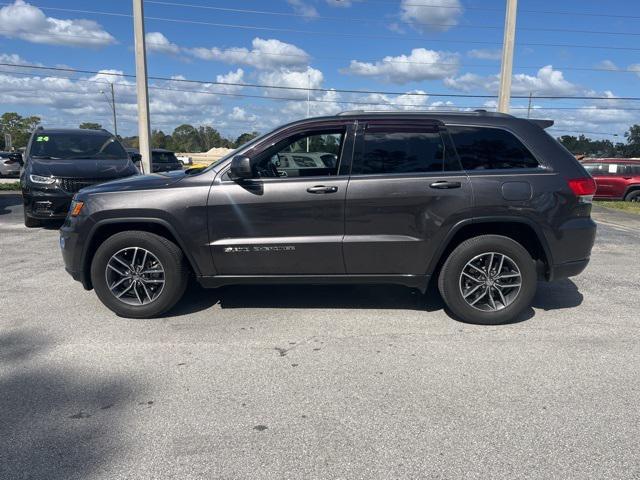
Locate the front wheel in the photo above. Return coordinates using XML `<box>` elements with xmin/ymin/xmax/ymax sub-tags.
<box><xmin>90</xmin><ymin>231</ymin><xmax>188</xmax><ymax>318</ymax></box>
<box><xmin>438</xmin><ymin>235</ymin><xmax>537</xmax><ymax>325</ymax></box>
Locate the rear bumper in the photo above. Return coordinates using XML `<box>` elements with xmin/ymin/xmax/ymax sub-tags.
<box><xmin>548</xmin><ymin>258</ymin><xmax>590</xmax><ymax>281</ymax></box>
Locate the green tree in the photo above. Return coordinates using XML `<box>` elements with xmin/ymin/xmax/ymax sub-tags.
<box><xmin>624</xmin><ymin>124</ymin><xmax>640</xmax><ymax>157</ymax></box>
<box><xmin>0</xmin><ymin>112</ymin><xmax>41</xmax><ymax>149</ymax></box>
<box><xmin>234</xmin><ymin>131</ymin><xmax>259</xmax><ymax>148</ymax></box>
<box><xmin>197</xmin><ymin>125</ymin><xmax>224</xmax><ymax>151</ymax></box>
<box><xmin>79</xmin><ymin>122</ymin><xmax>103</xmax><ymax>130</ymax></box>
<box><xmin>171</xmin><ymin>124</ymin><xmax>202</xmax><ymax>152</ymax></box>
<box><xmin>151</xmin><ymin>129</ymin><xmax>172</xmax><ymax>149</ymax></box>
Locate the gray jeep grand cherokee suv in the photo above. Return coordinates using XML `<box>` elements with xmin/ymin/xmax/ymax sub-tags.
<box><xmin>60</xmin><ymin>111</ymin><xmax>597</xmax><ymax>324</ymax></box>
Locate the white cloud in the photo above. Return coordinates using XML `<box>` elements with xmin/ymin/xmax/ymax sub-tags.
<box><xmin>287</xmin><ymin>0</ymin><xmax>318</xmax><ymax>18</ymax></box>
<box><xmin>229</xmin><ymin>106</ymin><xmax>257</xmax><ymax>122</ymax></box>
<box><xmin>400</xmin><ymin>0</ymin><xmax>463</xmax><ymax>33</ymax></box>
<box><xmin>467</xmin><ymin>49</ymin><xmax>503</xmax><ymax>60</ymax></box>
<box><xmin>146</xmin><ymin>32</ymin><xmax>180</xmax><ymax>55</ymax></box>
<box><xmin>187</xmin><ymin>37</ymin><xmax>310</xmax><ymax>71</ymax></box>
<box><xmin>445</xmin><ymin>66</ymin><xmax>580</xmax><ymax>96</ymax></box>
<box><xmin>0</xmin><ymin>0</ymin><xmax>115</xmax><ymax>47</ymax></box>
<box><xmin>326</xmin><ymin>0</ymin><xmax>353</xmax><ymax>6</ymax></box>
<box><xmin>342</xmin><ymin>48</ymin><xmax>460</xmax><ymax>84</ymax></box>
<box><xmin>596</xmin><ymin>60</ymin><xmax>619</xmax><ymax>71</ymax></box>
<box><xmin>628</xmin><ymin>63</ymin><xmax>640</xmax><ymax>78</ymax></box>
<box><xmin>258</xmin><ymin>66</ymin><xmax>324</xmax><ymax>99</ymax></box>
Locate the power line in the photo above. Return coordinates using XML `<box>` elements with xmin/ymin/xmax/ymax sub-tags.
<box><xmin>4</xmin><ymin>62</ymin><xmax>640</xmax><ymax>101</ymax></box>
<box><xmin>141</xmin><ymin>1</ymin><xmax>640</xmax><ymax>38</ymax></box>
<box><xmin>4</xmin><ymin>4</ymin><xmax>640</xmax><ymax>53</ymax></box>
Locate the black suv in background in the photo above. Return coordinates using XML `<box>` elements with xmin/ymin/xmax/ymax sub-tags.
<box><xmin>60</xmin><ymin>111</ymin><xmax>597</xmax><ymax>324</ymax></box>
<box><xmin>20</xmin><ymin>128</ymin><xmax>139</xmax><ymax>227</ymax></box>
<box><xmin>151</xmin><ymin>149</ymin><xmax>184</xmax><ymax>173</ymax></box>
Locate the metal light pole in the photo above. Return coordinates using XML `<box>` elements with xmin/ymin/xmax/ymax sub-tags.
<box><xmin>498</xmin><ymin>0</ymin><xmax>518</xmax><ymax>113</ymax></box>
<box><xmin>133</xmin><ymin>0</ymin><xmax>152</xmax><ymax>174</ymax></box>
<box><xmin>100</xmin><ymin>82</ymin><xmax>118</xmax><ymax>136</ymax></box>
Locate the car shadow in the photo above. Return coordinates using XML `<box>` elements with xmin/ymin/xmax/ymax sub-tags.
<box><xmin>0</xmin><ymin>193</ymin><xmax>21</xmax><ymax>216</ymax></box>
<box><xmin>166</xmin><ymin>278</ymin><xmax>584</xmax><ymax>323</ymax></box>
<box><xmin>0</xmin><ymin>329</ymin><xmax>138</xmax><ymax>480</ymax></box>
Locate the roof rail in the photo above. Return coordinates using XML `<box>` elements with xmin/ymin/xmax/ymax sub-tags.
<box><xmin>337</xmin><ymin>109</ymin><xmax>515</xmax><ymax>117</ymax></box>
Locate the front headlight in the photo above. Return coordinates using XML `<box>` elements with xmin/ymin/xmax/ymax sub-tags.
<box><xmin>29</xmin><ymin>174</ymin><xmax>56</xmax><ymax>184</ymax></box>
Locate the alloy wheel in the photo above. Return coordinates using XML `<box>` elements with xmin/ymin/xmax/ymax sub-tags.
<box><xmin>105</xmin><ymin>247</ymin><xmax>165</xmax><ymax>306</ymax></box>
<box><xmin>458</xmin><ymin>252</ymin><xmax>522</xmax><ymax>312</ymax></box>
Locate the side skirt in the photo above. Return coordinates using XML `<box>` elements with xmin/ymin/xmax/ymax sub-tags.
<box><xmin>197</xmin><ymin>274</ymin><xmax>430</xmax><ymax>293</ymax></box>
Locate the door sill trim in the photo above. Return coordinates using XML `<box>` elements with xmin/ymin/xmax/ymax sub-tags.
<box><xmin>197</xmin><ymin>274</ymin><xmax>430</xmax><ymax>292</ymax></box>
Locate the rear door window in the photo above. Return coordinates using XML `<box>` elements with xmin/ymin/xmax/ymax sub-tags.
<box><xmin>448</xmin><ymin>126</ymin><xmax>539</xmax><ymax>170</ymax></box>
<box><xmin>353</xmin><ymin>127</ymin><xmax>459</xmax><ymax>175</ymax></box>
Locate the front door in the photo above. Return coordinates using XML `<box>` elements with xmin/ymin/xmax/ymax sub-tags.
<box><xmin>207</xmin><ymin>123</ymin><xmax>354</xmax><ymax>275</ymax></box>
<box><xmin>344</xmin><ymin>121</ymin><xmax>472</xmax><ymax>275</ymax></box>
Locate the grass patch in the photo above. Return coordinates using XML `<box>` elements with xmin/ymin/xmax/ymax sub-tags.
<box><xmin>594</xmin><ymin>201</ymin><xmax>640</xmax><ymax>215</ymax></box>
<box><xmin>0</xmin><ymin>181</ymin><xmax>20</xmax><ymax>191</ymax></box>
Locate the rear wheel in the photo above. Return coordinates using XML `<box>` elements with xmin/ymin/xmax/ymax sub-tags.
<box><xmin>438</xmin><ymin>235</ymin><xmax>537</xmax><ymax>325</ymax></box>
<box><xmin>90</xmin><ymin>231</ymin><xmax>188</xmax><ymax>318</ymax></box>
<box><xmin>624</xmin><ymin>190</ymin><xmax>640</xmax><ymax>202</ymax></box>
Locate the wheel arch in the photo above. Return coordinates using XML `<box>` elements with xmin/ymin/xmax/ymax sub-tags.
<box><xmin>427</xmin><ymin>217</ymin><xmax>553</xmax><ymax>281</ymax></box>
<box><xmin>80</xmin><ymin>218</ymin><xmax>199</xmax><ymax>289</ymax></box>
<box><xmin>623</xmin><ymin>184</ymin><xmax>640</xmax><ymax>200</ymax></box>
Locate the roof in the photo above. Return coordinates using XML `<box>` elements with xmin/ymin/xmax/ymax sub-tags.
<box><xmin>296</xmin><ymin>110</ymin><xmax>554</xmax><ymax>129</ymax></box>
<box><xmin>581</xmin><ymin>158</ymin><xmax>640</xmax><ymax>164</ymax></box>
<box><xmin>35</xmin><ymin>128</ymin><xmax>112</xmax><ymax>135</ymax></box>
<box><xmin>152</xmin><ymin>148</ymin><xmax>175</xmax><ymax>153</ymax></box>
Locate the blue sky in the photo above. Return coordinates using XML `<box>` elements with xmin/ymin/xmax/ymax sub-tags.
<box><xmin>1</xmin><ymin>0</ymin><xmax>639</xmax><ymax>140</ymax></box>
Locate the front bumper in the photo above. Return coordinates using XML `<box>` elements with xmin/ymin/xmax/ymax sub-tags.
<box><xmin>23</xmin><ymin>190</ymin><xmax>73</xmax><ymax>219</ymax></box>
<box><xmin>60</xmin><ymin>219</ymin><xmax>92</xmax><ymax>289</ymax></box>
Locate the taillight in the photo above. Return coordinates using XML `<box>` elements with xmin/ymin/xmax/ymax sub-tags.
<box><xmin>568</xmin><ymin>177</ymin><xmax>597</xmax><ymax>203</ymax></box>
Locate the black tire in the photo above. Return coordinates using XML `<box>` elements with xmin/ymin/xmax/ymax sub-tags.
<box><xmin>23</xmin><ymin>209</ymin><xmax>41</xmax><ymax>228</ymax></box>
<box><xmin>624</xmin><ymin>190</ymin><xmax>640</xmax><ymax>202</ymax></box>
<box><xmin>90</xmin><ymin>231</ymin><xmax>188</xmax><ymax>318</ymax></box>
<box><xmin>438</xmin><ymin>235</ymin><xmax>537</xmax><ymax>325</ymax></box>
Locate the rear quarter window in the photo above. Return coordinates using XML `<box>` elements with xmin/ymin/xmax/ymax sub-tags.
<box><xmin>447</xmin><ymin>126</ymin><xmax>539</xmax><ymax>170</ymax></box>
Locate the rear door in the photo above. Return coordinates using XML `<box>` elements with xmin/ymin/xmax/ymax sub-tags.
<box><xmin>343</xmin><ymin>120</ymin><xmax>472</xmax><ymax>274</ymax></box>
<box><xmin>207</xmin><ymin>121</ymin><xmax>355</xmax><ymax>275</ymax></box>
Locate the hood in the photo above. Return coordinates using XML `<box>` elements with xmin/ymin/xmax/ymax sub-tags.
<box><xmin>30</xmin><ymin>157</ymin><xmax>137</xmax><ymax>178</ymax></box>
<box><xmin>77</xmin><ymin>169</ymin><xmax>187</xmax><ymax>195</ymax></box>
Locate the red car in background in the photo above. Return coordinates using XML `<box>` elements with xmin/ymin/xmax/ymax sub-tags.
<box><xmin>581</xmin><ymin>158</ymin><xmax>640</xmax><ymax>202</ymax></box>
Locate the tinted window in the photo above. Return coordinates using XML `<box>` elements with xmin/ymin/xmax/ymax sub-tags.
<box><xmin>448</xmin><ymin>126</ymin><xmax>539</xmax><ymax>170</ymax></box>
<box><xmin>29</xmin><ymin>133</ymin><xmax>127</xmax><ymax>160</ymax></box>
<box><xmin>253</xmin><ymin>130</ymin><xmax>344</xmax><ymax>178</ymax></box>
<box><xmin>583</xmin><ymin>163</ymin><xmax>634</xmax><ymax>176</ymax></box>
<box><xmin>354</xmin><ymin>129</ymin><xmax>449</xmax><ymax>175</ymax></box>
<box><xmin>152</xmin><ymin>151</ymin><xmax>179</xmax><ymax>164</ymax></box>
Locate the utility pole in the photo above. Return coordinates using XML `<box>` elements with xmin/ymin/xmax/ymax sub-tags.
<box><xmin>133</xmin><ymin>0</ymin><xmax>152</xmax><ymax>174</ymax></box>
<box><xmin>498</xmin><ymin>0</ymin><xmax>518</xmax><ymax>113</ymax></box>
<box><xmin>100</xmin><ymin>83</ymin><xmax>118</xmax><ymax>137</ymax></box>
<box><xmin>306</xmin><ymin>69</ymin><xmax>310</xmax><ymax>152</ymax></box>
<box><xmin>527</xmin><ymin>91</ymin><xmax>533</xmax><ymax>118</ymax></box>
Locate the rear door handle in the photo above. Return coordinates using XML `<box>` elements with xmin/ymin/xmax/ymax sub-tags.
<box><xmin>430</xmin><ymin>180</ymin><xmax>462</xmax><ymax>189</ymax></box>
<box><xmin>307</xmin><ymin>185</ymin><xmax>338</xmax><ymax>194</ymax></box>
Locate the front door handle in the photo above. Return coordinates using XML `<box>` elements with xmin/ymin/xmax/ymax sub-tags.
<box><xmin>307</xmin><ymin>185</ymin><xmax>338</xmax><ymax>194</ymax></box>
<box><xmin>430</xmin><ymin>180</ymin><xmax>461</xmax><ymax>189</ymax></box>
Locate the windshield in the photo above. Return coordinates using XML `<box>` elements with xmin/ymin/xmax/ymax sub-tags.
<box><xmin>30</xmin><ymin>133</ymin><xmax>128</xmax><ymax>160</ymax></box>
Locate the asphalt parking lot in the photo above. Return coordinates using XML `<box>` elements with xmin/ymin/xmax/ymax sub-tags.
<box><xmin>1</xmin><ymin>193</ymin><xmax>639</xmax><ymax>480</ymax></box>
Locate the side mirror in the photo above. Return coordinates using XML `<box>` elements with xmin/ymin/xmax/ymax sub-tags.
<box><xmin>131</xmin><ymin>153</ymin><xmax>142</xmax><ymax>163</ymax></box>
<box><xmin>8</xmin><ymin>152</ymin><xmax>23</xmax><ymax>166</ymax></box>
<box><xmin>229</xmin><ymin>155</ymin><xmax>252</xmax><ymax>180</ymax></box>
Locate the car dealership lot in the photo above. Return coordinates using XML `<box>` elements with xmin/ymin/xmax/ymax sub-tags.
<box><xmin>0</xmin><ymin>193</ymin><xmax>638</xmax><ymax>480</ymax></box>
